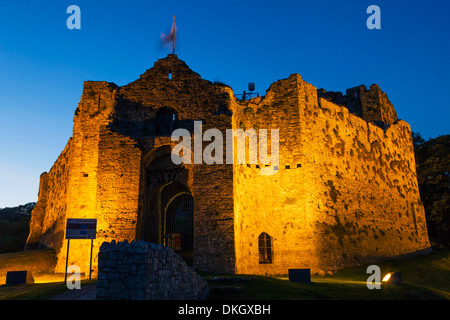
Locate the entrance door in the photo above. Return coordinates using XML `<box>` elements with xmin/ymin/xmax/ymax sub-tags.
<box><xmin>164</xmin><ymin>192</ymin><xmax>194</xmax><ymax>265</ymax></box>
<box><xmin>141</xmin><ymin>145</ymin><xmax>194</xmax><ymax>266</ymax></box>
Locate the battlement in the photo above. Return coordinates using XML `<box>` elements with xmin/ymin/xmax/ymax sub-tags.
<box><xmin>317</xmin><ymin>84</ymin><xmax>398</xmax><ymax>129</ymax></box>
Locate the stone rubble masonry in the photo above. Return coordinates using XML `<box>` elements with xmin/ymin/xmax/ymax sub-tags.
<box><xmin>233</xmin><ymin>74</ymin><xmax>430</xmax><ymax>275</ymax></box>
<box><xmin>95</xmin><ymin>240</ymin><xmax>210</xmax><ymax>300</ymax></box>
<box><xmin>26</xmin><ymin>54</ymin><xmax>431</xmax><ymax>277</ymax></box>
<box><xmin>317</xmin><ymin>84</ymin><xmax>398</xmax><ymax>128</ymax></box>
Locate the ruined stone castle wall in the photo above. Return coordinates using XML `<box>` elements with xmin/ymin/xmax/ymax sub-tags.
<box><xmin>94</xmin><ymin>129</ymin><xmax>142</xmax><ymax>263</ymax></box>
<box><xmin>191</xmin><ymin>113</ymin><xmax>235</xmax><ymax>274</ymax></box>
<box><xmin>53</xmin><ymin>55</ymin><xmax>236</xmax><ymax>275</ymax></box>
<box><xmin>302</xmin><ymin>97</ymin><xmax>429</xmax><ymax>272</ymax></box>
<box><xmin>25</xmin><ymin>173</ymin><xmax>48</xmax><ymax>249</ymax></box>
<box><xmin>26</xmin><ymin>138</ymin><xmax>73</xmax><ymax>254</ymax></box>
<box><xmin>232</xmin><ymin>74</ymin><xmax>315</xmax><ymax>275</ymax></box>
<box><xmin>42</xmin><ymin>80</ymin><xmax>125</xmax><ymax>274</ymax></box>
<box><xmin>53</xmin><ymin>80</ymin><xmax>145</xmax><ymax>275</ymax></box>
<box><xmin>114</xmin><ymin>55</ymin><xmax>236</xmax><ymax>273</ymax></box>
<box><xmin>311</xmin><ymin>100</ymin><xmax>429</xmax><ymax>267</ymax></box>
<box><xmin>26</xmin><ymin>55</ymin><xmax>430</xmax><ymax>277</ymax></box>
<box><xmin>318</xmin><ymin>84</ymin><xmax>398</xmax><ymax>128</ymax></box>
<box><xmin>232</xmin><ymin>74</ymin><xmax>430</xmax><ymax>275</ymax></box>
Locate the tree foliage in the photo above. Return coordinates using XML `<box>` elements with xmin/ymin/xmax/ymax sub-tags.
<box><xmin>413</xmin><ymin>132</ymin><xmax>450</xmax><ymax>248</ymax></box>
<box><xmin>0</xmin><ymin>203</ymin><xmax>34</xmax><ymax>253</ymax></box>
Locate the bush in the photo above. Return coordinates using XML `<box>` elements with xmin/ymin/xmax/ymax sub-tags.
<box><xmin>0</xmin><ymin>203</ymin><xmax>34</xmax><ymax>253</ymax></box>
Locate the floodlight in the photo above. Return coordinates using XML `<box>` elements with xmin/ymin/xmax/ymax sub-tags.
<box><xmin>382</xmin><ymin>272</ymin><xmax>402</xmax><ymax>284</ymax></box>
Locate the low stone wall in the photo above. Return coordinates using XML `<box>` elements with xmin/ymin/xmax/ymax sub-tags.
<box><xmin>95</xmin><ymin>240</ymin><xmax>209</xmax><ymax>300</ymax></box>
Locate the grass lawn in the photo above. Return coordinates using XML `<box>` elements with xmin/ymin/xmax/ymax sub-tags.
<box><xmin>0</xmin><ymin>248</ymin><xmax>448</xmax><ymax>300</ymax></box>
<box><xmin>0</xmin><ymin>281</ymin><xmax>78</xmax><ymax>300</ymax></box>
<box><xmin>204</xmin><ymin>247</ymin><xmax>450</xmax><ymax>300</ymax></box>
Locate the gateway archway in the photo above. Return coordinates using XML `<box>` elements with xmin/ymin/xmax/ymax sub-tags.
<box><xmin>144</xmin><ymin>181</ymin><xmax>194</xmax><ymax>265</ymax></box>
<box><xmin>139</xmin><ymin>146</ymin><xmax>194</xmax><ymax>265</ymax></box>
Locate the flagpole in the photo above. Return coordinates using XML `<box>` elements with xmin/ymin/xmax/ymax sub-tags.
<box><xmin>172</xmin><ymin>15</ymin><xmax>175</xmax><ymax>55</ymax></box>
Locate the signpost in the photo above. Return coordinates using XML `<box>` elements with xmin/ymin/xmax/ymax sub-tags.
<box><xmin>64</xmin><ymin>218</ymin><xmax>97</xmax><ymax>283</ymax></box>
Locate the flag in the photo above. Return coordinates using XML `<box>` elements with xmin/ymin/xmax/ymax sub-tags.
<box><xmin>161</xmin><ymin>16</ymin><xmax>176</xmax><ymax>54</ymax></box>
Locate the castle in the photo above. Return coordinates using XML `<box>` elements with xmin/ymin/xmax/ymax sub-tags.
<box><xmin>26</xmin><ymin>54</ymin><xmax>431</xmax><ymax>276</ymax></box>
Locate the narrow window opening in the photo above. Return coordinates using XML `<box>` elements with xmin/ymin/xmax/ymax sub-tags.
<box><xmin>258</xmin><ymin>232</ymin><xmax>273</xmax><ymax>264</ymax></box>
<box><xmin>155</xmin><ymin>107</ymin><xmax>178</xmax><ymax>136</ymax></box>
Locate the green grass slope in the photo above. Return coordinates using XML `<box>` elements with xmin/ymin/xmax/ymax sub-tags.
<box><xmin>0</xmin><ymin>248</ymin><xmax>448</xmax><ymax>300</ymax></box>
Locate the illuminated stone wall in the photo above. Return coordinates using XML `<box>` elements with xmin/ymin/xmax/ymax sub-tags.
<box><xmin>96</xmin><ymin>240</ymin><xmax>209</xmax><ymax>300</ymax></box>
<box><xmin>27</xmin><ymin>55</ymin><xmax>236</xmax><ymax>275</ymax></box>
<box><xmin>26</xmin><ymin>139</ymin><xmax>73</xmax><ymax>254</ymax></box>
<box><xmin>232</xmin><ymin>74</ymin><xmax>319</xmax><ymax>275</ymax></box>
<box><xmin>26</xmin><ymin>55</ymin><xmax>430</xmax><ymax>277</ymax></box>
<box><xmin>57</xmin><ymin>81</ymin><xmax>121</xmax><ymax>274</ymax></box>
<box><xmin>191</xmin><ymin>115</ymin><xmax>235</xmax><ymax>274</ymax></box>
<box><xmin>306</xmin><ymin>97</ymin><xmax>430</xmax><ymax>272</ymax></box>
<box><xmin>232</xmin><ymin>74</ymin><xmax>431</xmax><ymax>275</ymax></box>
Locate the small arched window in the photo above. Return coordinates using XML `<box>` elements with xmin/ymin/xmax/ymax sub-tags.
<box><xmin>155</xmin><ymin>107</ymin><xmax>178</xmax><ymax>136</ymax></box>
<box><xmin>258</xmin><ymin>232</ymin><xmax>273</xmax><ymax>264</ymax></box>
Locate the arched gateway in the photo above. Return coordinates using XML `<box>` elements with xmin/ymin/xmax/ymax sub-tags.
<box><xmin>137</xmin><ymin>146</ymin><xmax>194</xmax><ymax>265</ymax></box>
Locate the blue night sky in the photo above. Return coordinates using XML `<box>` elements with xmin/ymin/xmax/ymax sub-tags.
<box><xmin>0</xmin><ymin>0</ymin><xmax>449</xmax><ymax>207</ymax></box>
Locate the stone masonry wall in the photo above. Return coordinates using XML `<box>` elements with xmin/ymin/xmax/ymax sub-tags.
<box><xmin>317</xmin><ymin>84</ymin><xmax>398</xmax><ymax>128</ymax></box>
<box><xmin>26</xmin><ymin>55</ymin><xmax>236</xmax><ymax>276</ymax></box>
<box><xmin>307</xmin><ymin>97</ymin><xmax>430</xmax><ymax>271</ymax></box>
<box><xmin>55</xmin><ymin>81</ymin><xmax>120</xmax><ymax>275</ymax></box>
<box><xmin>232</xmin><ymin>73</ymin><xmax>430</xmax><ymax>275</ymax></box>
<box><xmin>96</xmin><ymin>240</ymin><xmax>209</xmax><ymax>300</ymax></box>
<box><xmin>26</xmin><ymin>138</ymin><xmax>73</xmax><ymax>255</ymax></box>
<box><xmin>25</xmin><ymin>172</ymin><xmax>48</xmax><ymax>249</ymax></box>
<box><xmin>192</xmin><ymin>113</ymin><xmax>235</xmax><ymax>273</ymax></box>
<box><xmin>26</xmin><ymin>55</ymin><xmax>430</xmax><ymax>277</ymax></box>
<box><xmin>232</xmin><ymin>74</ymin><xmax>315</xmax><ymax>275</ymax></box>
<box><xmin>116</xmin><ymin>55</ymin><xmax>236</xmax><ymax>273</ymax></box>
